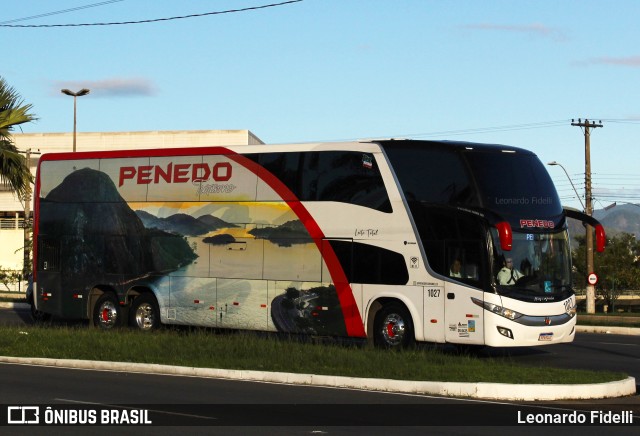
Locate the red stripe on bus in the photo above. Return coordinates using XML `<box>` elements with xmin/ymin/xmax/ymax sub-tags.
<box><xmin>34</xmin><ymin>146</ymin><xmax>366</xmax><ymax>338</ymax></box>
<box><xmin>227</xmin><ymin>152</ymin><xmax>366</xmax><ymax>338</ymax></box>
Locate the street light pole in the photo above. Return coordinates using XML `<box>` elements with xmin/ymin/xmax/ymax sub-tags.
<box><xmin>61</xmin><ymin>88</ymin><xmax>90</xmax><ymax>152</ymax></box>
<box><xmin>547</xmin><ymin>161</ymin><xmax>586</xmax><ymax>211</ymax></box>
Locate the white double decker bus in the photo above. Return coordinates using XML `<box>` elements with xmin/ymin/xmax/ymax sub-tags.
<box><xmin>31</xmin><ymin>139</ymin><xmax>605</xmax><ymax>348</ymax></box>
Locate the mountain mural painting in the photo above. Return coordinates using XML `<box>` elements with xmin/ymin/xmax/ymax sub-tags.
<box><xmin>38</xmin><ymin>168</ymin><xmax>197</xmax><ymax>284</ymax></box>
<box><xmin>33</xmin><ymin>147</ymin><xmax>372</xmax><ymax>340</ymax></box>
<box><xmin>248</xmin><ymin>220</ymin><xmax>313</xmax><ymax>247</ymax></box>
<box><xmin>136</xmin><ymin>210</ymin><xmax>238</xmax><ymax>236</ymax></box>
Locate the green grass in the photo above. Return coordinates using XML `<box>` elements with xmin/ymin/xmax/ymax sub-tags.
<box><xmin>0</xmin><ymin>325</ymin><xmax>626</xmax><ymax>385</ymax></box>
<box><xmin>577</xmin><ymin>312</ymin><xmax>640</xmax><ymax>328</ymax></box>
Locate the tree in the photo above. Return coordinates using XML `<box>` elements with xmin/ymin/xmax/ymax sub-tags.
<box><xmin>0</xmin><ymin>76</ymin><xmax>37</xmax><ymax>199</ymax></box>
<box><xmin>0</xmin><ymin>268</ymin><xmax>22</xmax><ymax>291</ymax></box>
<box><xmin>572</xmin><ymin>232</ymin><xmax>640</xmax><ymax>311</ymax></box>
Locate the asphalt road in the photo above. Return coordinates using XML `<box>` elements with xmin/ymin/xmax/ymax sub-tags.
<box><xmin>0</xmin><ymin>362</ymin><xmax>637</xmax><ymax>434</ymax></box>
<box><xmin>0</xmin><ymin>304</ymin><xmax>638</xmax><ymax>434</ymax></box>
<box><xmin>477</xmin><ymin>332</ymin><xmax>640</xmax><ymax>386</ymax></box>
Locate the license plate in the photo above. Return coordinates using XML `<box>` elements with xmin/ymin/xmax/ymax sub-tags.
<box><xmin>538</xmin><ymin>333</ymin><xmax>553</xmax><ymax>341</ymax></box>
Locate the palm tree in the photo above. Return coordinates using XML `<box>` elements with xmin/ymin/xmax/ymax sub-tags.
<box><xmin>0</xmin><ymin>76</ymin><xmax>37</xmax><ymax>199</ymax></box>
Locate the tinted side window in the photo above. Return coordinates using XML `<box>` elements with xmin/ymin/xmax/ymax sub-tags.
<box><xmin>410</xmin><ymin>204</ymin><xmax>486</xmax><ymax>287</ymax></box>
<box><xmin>253</xmin><ymin>152</ymin><xmax>302</xmax><ymax>201</ymax></box>
<box><xmin>328</xmin><ymin>240</ymin><xmax>408</xmax><ymax>285</ymax></box>
<box><xmin>385</xmin><ymin>146</ymin><xmax>475</xmax><ymax>205</ymax></box>
<box><xmin>310</xmin><ymin>151</ymin><xmax>391</xmax><ymax>212</ymax></box>
<box><xmin>255</xmin><ymin>151</ymin><xmax>391</xmax><ymax>212</ymax></box>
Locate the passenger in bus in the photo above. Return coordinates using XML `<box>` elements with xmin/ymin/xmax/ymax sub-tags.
<box><xmin>497</xmin><ymin>258</ymin><xmax>523</xmax><ymax>285</ymax></box>
<box><xmin>449</xmin><ymin>258</ymin><xmax>463</xmax><ymax>278</ymax></box>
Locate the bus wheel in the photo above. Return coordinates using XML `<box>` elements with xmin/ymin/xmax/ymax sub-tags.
<box><xmin>373</xmin><ymin>303</ymin><xmax>414</xmax><ymax>349</ymax></box>
<box><xmin>93</xmin><ymin>294</ymin><xmax>121</xmax><ymax>330</ymax></box>
<box><xmin>30</xmin><ymin>299</ymin><xmax>51</xmax><ymax>324</ymax></box>
<box><xmin>129</xmin><ymin>293</ymin><xmax>160</xmax><ymax>331</ymax></box>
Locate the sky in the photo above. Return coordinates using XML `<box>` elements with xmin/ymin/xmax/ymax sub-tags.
<box><xmin>2</xmin><ymin>0</ymin><xmax>640</xmax><ymax>211</ymax></box>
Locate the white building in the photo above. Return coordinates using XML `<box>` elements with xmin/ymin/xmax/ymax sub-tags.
<box><xmin>0</xmin><ymin>130</ymin><xmax>263</xmax><ymax>276</ymax></box>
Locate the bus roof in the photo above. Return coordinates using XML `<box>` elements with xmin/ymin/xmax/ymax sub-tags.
<box><xmin>376</xmin><ymin>139</ymin><xmax>536</xmax><ymax>155</ymax></box>
<box><xmin>36</xmin><ymin>138</ymin><xmax>535</xmax><ymax>164</ymax></box>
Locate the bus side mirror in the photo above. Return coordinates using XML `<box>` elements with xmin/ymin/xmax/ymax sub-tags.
<box><xmin>595</xmin><ymin>224</ymin><xmax>606</xmax><ymax>253</ymax></box>
<box><xmin>562</xmin><ymin>207</ymin><xmax>606</xmax><ymax>253</ymax></box>
<box><xmin>495</xmin><ymin>221</ymin><xmax>512</xmax><ymax>251</ymax></box>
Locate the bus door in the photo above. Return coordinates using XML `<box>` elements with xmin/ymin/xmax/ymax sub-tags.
<box><xmin>443</xmin><ymin>242</ymin><xmax>485</xmax><ymax>345</ymax></box>
<box><xmin>444</xmin><ymin>281</ymin><xmax>484</xmax><ymax>344</ymax></box>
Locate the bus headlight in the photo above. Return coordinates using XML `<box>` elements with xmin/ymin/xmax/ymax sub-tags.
<box><xmin>471</xmin><ymin>297</ymin><xmax>523</xmax><ymax>320</ymax></box>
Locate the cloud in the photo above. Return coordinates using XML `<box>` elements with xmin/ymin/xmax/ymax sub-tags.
<box><xmin>576</xmin><ymin>56</ymin><xmax>640</xmax><ymax>67</ymax></box>
<box><xmin>54</xmin><ymin>77</ymin><xmax>157</xmax><ymax>97</ymax></box>
<box><xmin>462</xmin><ymin>22</ymin><xmax>567</xmax><ymax>41</ymax></box>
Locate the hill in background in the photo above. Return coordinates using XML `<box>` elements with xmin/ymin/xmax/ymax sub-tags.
<box><xmin>568</xmin><ymin>203</ymin><xmax>640</xmax><ymax>248</ymax></box>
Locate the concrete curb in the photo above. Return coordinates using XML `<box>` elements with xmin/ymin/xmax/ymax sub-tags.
<box><xmin>576</xmin><ymin>325</ymin><xmax>640</xmax><ymax>335</ymax></box>
<box><xmin>0</xmin><ymin>302</ymin><xmax>28</xmax><ymax>310</ymax></box>
<box><xmin>0</xmin><ymin>355</ymin><xmax>635</xmax><ymax>401</ymax></box>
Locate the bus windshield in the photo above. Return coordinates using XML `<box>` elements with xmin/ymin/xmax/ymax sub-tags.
<box><xmin>464</xmin><ymin>150</ymin><xmax>563</xmax><ymax>219</ymax></box>
<box><xmin>490</xmin><ymin>228</ymin><xmax>572</xmax><ymax>301</ymax></box>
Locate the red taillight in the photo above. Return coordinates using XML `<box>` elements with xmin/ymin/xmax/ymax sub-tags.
<box><xmin>595</xmin><ymin>224</ymin><xmax>606</xmax><ymax>252</ymax></box>
<box><xmin>495</xmin><ymin>221</ymin><xmax>512</xmax><ymax>251</ymax></box>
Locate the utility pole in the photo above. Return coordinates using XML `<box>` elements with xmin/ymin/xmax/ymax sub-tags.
<box><xmin>571</xmin><ymin>118</ymin><xmax>603</xmax><ymax>314</ymax></box>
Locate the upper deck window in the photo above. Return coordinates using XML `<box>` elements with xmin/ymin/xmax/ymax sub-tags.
<box><xmin>255</xmin><ymin>151</ymin><xmax>392</xmax><ymax>212</ymax></box>
<box><xmin>383</xmin><ymin>145</ymin><xmax>476</xmax><ymax>206</ymax></box>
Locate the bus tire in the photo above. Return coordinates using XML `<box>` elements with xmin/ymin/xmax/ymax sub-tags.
<box><xmin>93</xmin><ymin>293</ymin><xmax>121</xmax><ymax>330</ymax></box>
<box><xmin>373</xmin><ymin>303</ymin><xmax>415</xmax><ymax>349</ymax></box>
<box><xmin>30</xmin><ymin>298</ymin><xmax>51</xmax><ymax>324</ymax></box>
<box><xmin>129</xmin><ymin>293</ymin><xmax>160</xmax><ymax>331</ymax></box>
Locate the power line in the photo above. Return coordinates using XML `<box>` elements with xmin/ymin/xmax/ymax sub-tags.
<box><xmin>406</xmin><ymin>120</ymin><xmax>568</xmax><ymax>138</ymax></box>
<box><xmin>0</xmin><ymin>1</ymin><xmax>124</xmax><ymax>25</ymax></box>
<box><xmin>308</xmin><ymin>115</ymin><xmax>640</xmax><ymax>144</ymax></box>
<box><xmin>600</xmin><ymin>118</ymin><xmax>640</xmax><ymax>125</ymax></box>
<box><xmin>357</xmin><ymin>120</ymin><xmax>570</xmax><ymax>142</ymax></box>
<box><xmin>592</xmin><ymin>174</ymin><xmax>640</xmax><ymax>179</ymax></box>
<box><xmin>0</xmin><ymin>0</ymin><xmax>303</xmax><ymax>28</ymax></box>
<box><xmin>592</xmin><ymin>181</ymin><xmax>640</xmax><ymax>187</ymax></box>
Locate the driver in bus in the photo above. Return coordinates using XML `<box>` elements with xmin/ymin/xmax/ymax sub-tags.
<box><xmin>497</xmin><ymin>257</ymin><xmax>523</xmax><ymax>285</ymax></box>
<box><xmin>449</xmin><ymin>258</ymin><xmax>463</xmax><ymax>278</ymax></box>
